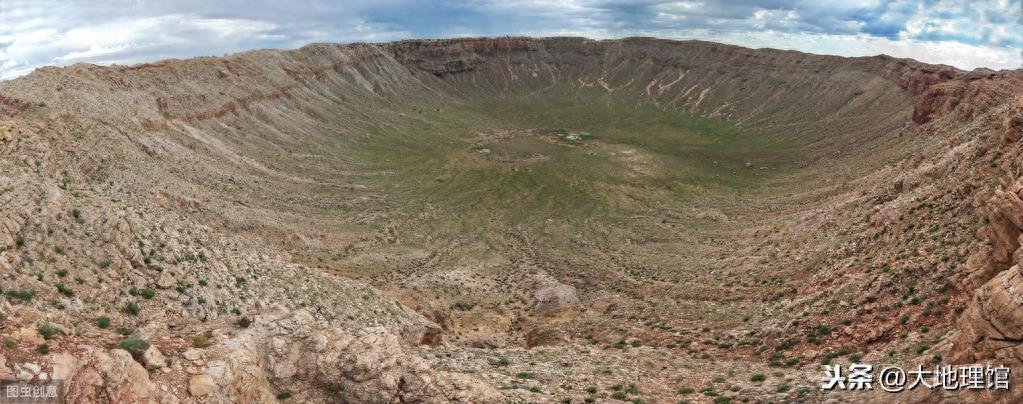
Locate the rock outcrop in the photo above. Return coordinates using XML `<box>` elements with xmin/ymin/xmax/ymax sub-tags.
<box><xmin>179</xmin><ymin>310</ymin><xmax>500</xmax><ymax>403</ymax></box>
<box><xmin>62</xmin><ymin>348</ymin><xmax>167</xmax><ymax>404</ymax></box>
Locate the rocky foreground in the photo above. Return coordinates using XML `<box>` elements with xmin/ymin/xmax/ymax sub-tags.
<box><xmin>0</xmin><ymin>37</ymin><xmax>1022</xmax><ymax>403</ymax></box>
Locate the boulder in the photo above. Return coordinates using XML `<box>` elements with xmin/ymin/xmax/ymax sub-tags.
<box><xmin>525</xmin><ymin>326</ymin><xmax>569</xmax><ymax>348</ymax></box>
<box><xmin>50</xmin><ymin>353</ymin><xmax>80</xmax><ymax>381</ymax></box>
<box><xmin>142</xmin><ymin>345</ymin><xmax>167</xmax><ymax>370</ymax></box>
<box><xmin>533</xmin><ymin>284</ymin><xmax>578</xmax><ymax>315</ymax></box>
<box><xmin>11</xmin><ymin>327</ymin><xmax>44</xmax><ymax>345</ymax></box>
<box><xmin>63</xmin><ymin>348</ymin><xmax>160</xmax><ymax>403</ymax></box>
<box><xmin>188</xmin><ymin>374</ymin><xmax>216</xmax><ymax>396</ymax></box>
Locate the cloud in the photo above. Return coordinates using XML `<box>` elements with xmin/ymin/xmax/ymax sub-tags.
<box><xmin>0</xmin><ymin>0</ymin><xmax>1020</xmax><ymax>79</ymax></box>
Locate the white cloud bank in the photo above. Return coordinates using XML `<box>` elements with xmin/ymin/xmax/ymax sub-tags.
<box><xmin>0</xmin><ymin>0</ymin><xmax>1020</xmax><ymax>80</ymax></box>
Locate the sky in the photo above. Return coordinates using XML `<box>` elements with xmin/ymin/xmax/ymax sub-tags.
<box><xmin>0</xmin><ymin>0</ymin><xmax>1020</xmax><ymax>79</ymax></box>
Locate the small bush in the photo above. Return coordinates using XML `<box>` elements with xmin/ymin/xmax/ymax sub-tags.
<box><xmin>123</xmin><ymin>302</ymin><xmax>140</xmax><ymax>316</ymax></box>
<box><xmin>192</xmin><ymin>335</ymin><xmax>210</xmax><ymax>348</ymax></box>
<box><xmin>96</xmin><ymin>316</ymin><xmax>111</xmax><ymax>328</ymax></box>
<box><xmin>140</xmin><ymin>289</ymin><xmax>156</xmax><ymax>299</ymax></box>
<box><xmin>36</xmin><ymin>344</ymin><xmax>49</xmax><ymax>354</ymax></box>
<box><xmin>6</xmin><ymin>289</ymin><xmax>34</xmax><ymax>303</ymax></box>
<box><xmin>118</xmin><ymin>336</ymin><xmax>150</xmax><ymax>356</ymax></box>
<box><xmin>3</xmin><ymin>337</ymin><xmax>15</xmax><ymax>349</ymax></box>
<box><xmin>236</xmin><ymin>316</ymin><xmax>252</xmax><ymax>328</ymax></box>
<box><xmin>38</xmin><ymin>324</ymin><xmax>62</xmax><ymax>340</ymax></box>
<box><xmin>751</xmin><ymin>373</ymin><xmax>766</xmax><ymax>382</ymax></box>
<box><xmin>516</xmin><ymin>372</ymin><xmax>534</xmax><ymax>379</ymax></box>
<box><xmin>276</xmin><ymin>390</ymin><xmax>293</xmax><ymax>400</ymax></box>
<box><xmin>55</xmin><ymin>269</ymin><xmax>68</xmax><ymax>277</ymax></box>
<box><xmin>55</xmin><ymin>283</ymin><xmax>74</xmax><ymax>297</ymax></box>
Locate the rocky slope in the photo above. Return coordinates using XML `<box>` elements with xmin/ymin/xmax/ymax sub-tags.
<box><xmin>0</xmin><ymin>37</ymin><xmax>1021</xmax><ymax>403</ymax></box>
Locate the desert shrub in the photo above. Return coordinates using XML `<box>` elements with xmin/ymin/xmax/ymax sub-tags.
<box><xmin>123</xmin><ymin>301</ymin><xmax>140</xmax><ymax>316</ymax></box>
<box><xmin>38</xmin><ymin>323</ymin><xmax>62</xmax><ymax>340</ymax></box>
<box><xmin>55</xmin><ymin>283</ymin><xmax>74</xmax><ymax>297</ymax></box>
<box><xmin>6</xmin><ymin>289</ymin><xmax>34</xmax><ymax>303</ymax></box>
<box><xmin>118</xmin><ymin>336</ymin><xmax>150</xmax><ymax>356</ymax></box>
<box><xmin>192</xmin><ymin>334</ymin><xmax>211</xmax><ymax>348</ymax></box>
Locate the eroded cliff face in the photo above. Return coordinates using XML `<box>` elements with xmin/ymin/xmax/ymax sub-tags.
<box><xmin>0</xmin><ymin>37</ymin><xmax>1021</xmax><ymax>403</ymax></box>
<box><xmin>924</xmin><ymin>99</ymin><xmax>1023</xmax><ymax>403</ymax></box>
